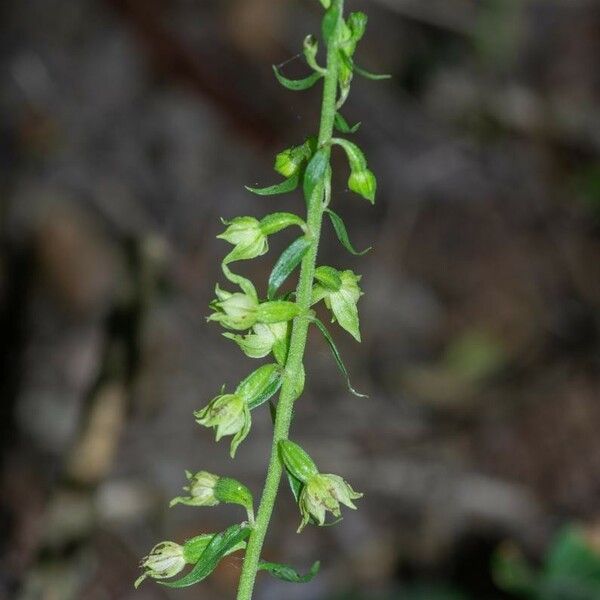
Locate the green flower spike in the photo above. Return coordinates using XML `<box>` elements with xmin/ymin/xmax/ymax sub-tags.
<box><xmin>298</xmin><ymin>473</ymin><xmax>362</xmax><ymax>532</ymax></box>
<box><xmin>135</xmin><ymin>2</ymin><xmax>386</xmax><ymax>594</ymax></box>
<box><xmin>312</xmin><ymin>266</ymin><xmax>363</xmax><ymax>341</ymax></box>
<box><xmin>194</xmin><ymin>393</ymin><xmax>251</xmax><ymax>457</ymax></box>
<box><xmin>135</xmin><ymin>541</ymin><xmax>187</xmax><ymax>588</ymax></box>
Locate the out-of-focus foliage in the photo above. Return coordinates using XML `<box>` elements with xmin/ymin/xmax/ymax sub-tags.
<box><xmin>494</xmin><ymin>526</ymin><xmax>600</xmax><ymax>600</ymax></box>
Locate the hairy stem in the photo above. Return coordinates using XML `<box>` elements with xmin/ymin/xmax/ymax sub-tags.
<box><xmin>235</xmin><ymin>5</ymin><xmax>343</xmax><ymax>599</ymax></box>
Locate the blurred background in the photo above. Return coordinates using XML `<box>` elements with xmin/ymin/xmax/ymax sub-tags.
<box><xmin>1</xmin><ymin>0</ymin><xmax>599</xmax><ymax>599</ymax></box>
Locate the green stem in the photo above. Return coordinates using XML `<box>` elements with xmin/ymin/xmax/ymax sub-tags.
<box><xmin>235</xmin><ymin>5</ymin><xmax>344</xmax><ymax>599</ymax></box>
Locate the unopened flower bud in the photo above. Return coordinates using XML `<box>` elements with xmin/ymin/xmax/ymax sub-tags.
<box><xmin>342</xmin><ymin>12</ymin><xmax>367</xmax><ymax>56</ymax></box>
<box><xmin>348</xmin><ymin>168</ymin><xmax>376</xmax><ymax>204</ymax></box>
<box><xmin>298</xmin><ymin>473</ymin><xmax>362</xmax><ymax>532</ymax></box>
<box><xmin>275</xmin><ymin>147</ymin><xmax>305</xmax><ymax>178</ymax></box>
<box><xmin>274</xmin><ymin>138</ymin><xmax>315</xmax><ymax>178</ymax></box>
<box><xmin>135</xmin><ymin>541</ymin><xmax>186</xmax><ymax>588</ymax></box>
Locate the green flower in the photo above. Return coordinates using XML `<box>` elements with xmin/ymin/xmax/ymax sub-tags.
<box><xmin>208</xmin><ymin>287</ymin><xmax>258</xmax><ymax>331</ymax></box>
<box><xmin>170</xmin><ymin>470</ymin><xmax>255</xmax><ymax>523</ymax></box>
<box><xmin>298</xmin><ymin>473</ymin><xmax>362</xmax><ymax>532</ymax></box>
<box><xmin>135</xmin><ymin>541</ymin><xmax>186</xmax><ymax>588</ymax></box>
<box><xmin>217</xmin><ymin>216</ymin><xmax>268</xmax><ymax>262</ymax></box>
<box><xmin>312</xmin><ymin>268</ymin><xmax>363</xmax><ymax>341</ymax></box>
<box><xmin>194</xmin><ymin>393</ymin><xmax>251</xmax><ymax>457</ymax></box>
<box><xmin>223</xmin><ymin>322</ymin><xmax>289</xmax><ymax>362</ymax></box>
<box><xmin>169</xmin><ymin>471</ymin><xmax>220</xmax><ymax>508</ymax></box>
<box><xmin>209</xmin><ymin>287</ymin><xmax>300</xmax><ymax>332</ymax></box>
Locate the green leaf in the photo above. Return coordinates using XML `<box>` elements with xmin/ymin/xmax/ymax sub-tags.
<box><xmin>334</xmin><ymin>112</ymin><xmax>361</xmax><ymax>134</ymax></box>
<box><xmin>311</xmin><ymin>317</ymin><xmax>367</xmax><ymax>397</ymax></box>
<box><xmin>160</xmin><ymin>524</ymin><xmax>250</xmax><ymax>588</ymax></box>
<box><xmin>272</xmin><ymin>66</ymin><xmax>323</xmax><ymax>91</ymax></box>
<box><xmin>322</xmin><ymin>2</ymin><xmax>341</xmax><ymax>44</ymax></box>
<box><xmin>268</xmin><ymin>237</ymin><xmax>312</xmax><ymax>300</ymax></box>
<box><xmin>246</xmin><ymin>172</ymin><xmax>300</xmax><ymax>196</ymax></box>
<box><xmin>492</xmin><ymin>543</ymin><xmax>538</xmax><ymax>597</ymax></box>
<box><xmin>325</xmin><ymin>208</ymin><xmax>372</xmax><ymax>255</ymax></box>
<box><xmin>354</xmin><ymin>63</ymin><xmax>391</xmax><ymax>80</ymax></box>
<box><xmin>545</xmin><ymin>527</ymin><xmax>600</xmax><ymax>584</ymax></box>
<box><xmin>303</xmin><ymin>148</ymin><xmax>329</xmax><ymax>204</ymax></box>
<box><xmin>258</xmin><ymin>560</ymin><xmax>320</xmax><ymax>583</ymax></box>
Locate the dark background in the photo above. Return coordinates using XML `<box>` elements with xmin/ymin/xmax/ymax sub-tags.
<box><xmin>1</xmin><ymin>1</ymin><xmax>599</xmax><ymax>599</ymax></box>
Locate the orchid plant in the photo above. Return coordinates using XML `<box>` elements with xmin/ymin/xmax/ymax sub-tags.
<box><xmin>135</xmin><ymin>1</ymin><xmax>388</xmax><ymax>597</ymax></box>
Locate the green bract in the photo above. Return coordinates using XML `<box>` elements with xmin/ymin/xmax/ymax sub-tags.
<box><xmin>136</xmin><ymin>1</ymin><xmax>386</xmax><ymax>596</ymax></box>
<box><xmin>312</xmin><ymin>268</ymin><xmax>363</xmax><ymax>341</ymax></box>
